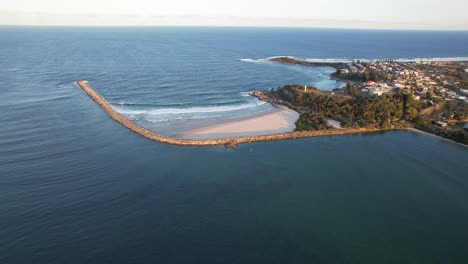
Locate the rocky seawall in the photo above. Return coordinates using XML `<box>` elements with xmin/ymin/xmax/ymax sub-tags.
<box><xmin>76</xmin><ymin>80</ymin><xmax>397</xmax><ymax>147</ymax></box>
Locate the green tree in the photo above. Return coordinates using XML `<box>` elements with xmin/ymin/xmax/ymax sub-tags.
<box><xmin>370</xmin><ymin>70</ymin><xmax>379</xmax><ymax>82</ymax></box>
<box><xmin>412</xmin><ymin>116</ymin><xmax>427</xmax><ymax>128</ymax></box>
<box><xmin>445</xmin><ymin>100</ymin><xmax>456</xmax><ymax>119</ymax></box>
<box><xmin>364</xmin><ymin>72</ymin><xmax>370</xmax><ymax>81</ymax></box>
<box><xmin>346</xmin><ymin>81</ymin><xmax>352</xmax><ymax>90</ymax></box>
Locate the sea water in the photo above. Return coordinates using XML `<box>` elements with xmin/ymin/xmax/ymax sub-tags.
<box><xmin>1</xmin><ymin>26</ymin><xmax>468</xmax><ymax>263</ymax></box>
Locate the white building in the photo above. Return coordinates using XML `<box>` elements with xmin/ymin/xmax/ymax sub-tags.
<box><xmin>369</xmin><ymin>87</ymin><xmax>391</xmax><ymax>96</ymax></box>
<box><xmin>436</xmin><ymin>121</ymin><xmax>448</xmax><ymax>128</ymax></box>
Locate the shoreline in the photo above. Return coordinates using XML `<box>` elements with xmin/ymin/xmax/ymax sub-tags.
<box><xmin>76</xmin><ymin>80</ymin><xmax>402</xmax><ymax>147</ymax></box>
<box><xmin>180</xmin><ymin>106</ymin><xmax>299</xmax><ymax>139</ymax></box>
<box><xmin>268</xmin><ymin>56</ymin><xmax>344</xmax><ymax>69</ymax></box>
<box><xmin>407</xmin><ymin>128</ymin><xmax>468</xmax><ymax>148</ymax></box>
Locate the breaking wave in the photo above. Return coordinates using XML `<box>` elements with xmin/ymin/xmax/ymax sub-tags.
<box><xmin>394</xmin><ymin>57</ymin><xmax>468</xmax><ymax>62</ymax></box>
<box><xmin>239</xmin><ymin>58</ymin><xmax>262</xmax><ymax>63</ymax></box>
<box><xmin>240</xmin><ymin>56</ymin><xmax>295</xmax><ymax>63</ymax></box>
<box><xmin>112</xmin><ymin>100</ymin><xmax>268</xmax><ymax>117</ymax></box>
<box><xmin>241</xmin><ymin>56</ymin><xmax>468</xmax><ymax>64</ymax></box>
<box><xmin>240</xmin><ymin>91</ymin><xmax>254</xmax><ymax>97</ymax></box>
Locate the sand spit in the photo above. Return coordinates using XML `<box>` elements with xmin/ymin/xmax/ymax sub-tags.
<box><xmin>181</xmin><ymin>106</ymin><xmax>299</xmax><ymax>139</ymax></box>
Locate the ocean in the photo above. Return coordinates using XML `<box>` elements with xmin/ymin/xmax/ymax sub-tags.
<box><xmin>1</xmin><ymin>26</ymin><xmax>468</xmax><ymax>263</ymax></box>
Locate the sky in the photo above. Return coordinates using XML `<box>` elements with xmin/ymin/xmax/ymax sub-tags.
<box><xmin>1</xmin><ymin>0</ymin><xmax>467</xmax><ymax>30</ymax></box>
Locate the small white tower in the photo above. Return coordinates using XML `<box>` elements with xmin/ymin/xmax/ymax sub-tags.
<box><xmin>304</xmin><ymin>85</ymin><xmax>307</xmax><ymax>92</ymax></box>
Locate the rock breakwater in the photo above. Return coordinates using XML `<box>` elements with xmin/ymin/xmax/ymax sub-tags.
<box><xmin>76</xmin><ymin>80</ymin><xmax>395</xmax><ymax>147</ymax></box>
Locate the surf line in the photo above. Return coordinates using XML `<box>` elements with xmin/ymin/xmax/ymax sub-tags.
<box><xmin>76</xmin><ymin>80</ymin><xmax>393</xmax><ymax>147</ymax></box>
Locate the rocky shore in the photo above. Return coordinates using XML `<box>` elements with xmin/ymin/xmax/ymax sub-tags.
<box><xmin>268</xmin><ymin>56</ymin><xmax>345</xmax><ymax>69</ymax></box>
<box><xmin>76</xmin><ymin>80</ymin><xmax>401</xmax><ymax>147</ymax></box>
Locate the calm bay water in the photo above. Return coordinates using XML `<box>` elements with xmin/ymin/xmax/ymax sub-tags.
<box><xmin>1</xmin><ymin>26</ymin><xmax>468</xmax><ymax>263</ymax></box>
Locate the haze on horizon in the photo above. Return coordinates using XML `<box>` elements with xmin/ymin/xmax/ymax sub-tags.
<box><xmin>1</xmin><ymin>0</ymin><xmax>467</xmax><ymax>30</ymax></box>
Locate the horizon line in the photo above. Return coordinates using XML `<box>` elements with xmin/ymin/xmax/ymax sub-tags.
<box><xmin>1</xmin><ymin>24</ymin><xmax>468</xmax><ymax>32</ymax></box>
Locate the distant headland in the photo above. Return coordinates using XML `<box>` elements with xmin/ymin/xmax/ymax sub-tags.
<box><xmin>268</xmin><ymin>56</ymin><xmax>345</xmax><ymax>69</ymax></box>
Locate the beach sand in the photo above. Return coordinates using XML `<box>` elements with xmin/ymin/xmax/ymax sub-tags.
<box><xmin>181</xmin><ymin>106</ymin><xmax>299</xmax><ymax>139</ymax></box>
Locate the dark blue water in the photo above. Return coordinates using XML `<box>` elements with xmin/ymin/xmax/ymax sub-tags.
<box><xmin>3</xmin><ymin>26</ymin><xmax>468</xmax><ymax>134</ymax></box>
<box><xmin>1</xmin><ymin>26</ymin><xmax>468</xmax><ymax>263</ymax></box>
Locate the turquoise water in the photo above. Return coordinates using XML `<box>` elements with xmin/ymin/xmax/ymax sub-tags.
<box><xmin>1</xmin><ymin>26</ymin><xmax>468</xmax><ymax>263</ymax></box>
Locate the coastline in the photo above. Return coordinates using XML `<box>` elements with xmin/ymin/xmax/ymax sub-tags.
<box><xmin>180</xmin><ymin>106</ymin><xmax>299</xmax><ymax>139</ymax></box>
<box><xmin>76</xmin><ymin>80</ymin><xmax>401</xmax><ymax>147</ymax></box>
<box><xmin>407</xmin><ymin>128</ymin><xmax>468</xmax><ymax>148</ymax></box>
<box><xmin>265</xmin><ymin>58</ymin><xmax>468</xmax><ymax>146</ymax></box>
<box><xmin>268</xmin><ymin>56</ymin><xmax>344</xmax><ymax>69</ymax></box>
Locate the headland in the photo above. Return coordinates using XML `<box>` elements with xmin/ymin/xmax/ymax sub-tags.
<box><xmin>76</xmin><ymin>80</ymin><xmax>397</xmax><ymax>147</ymax></box>
<box><xmin>268</xmin><ymin>56</ymin><xmax>345</xmax><ymax>69</ymax></box>
<box><xmin>265</xmin><ymin>57</ymin><xmax>468</xmax><ymax>145</ymax></box>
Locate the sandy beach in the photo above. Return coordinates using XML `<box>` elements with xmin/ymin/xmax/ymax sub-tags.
<box><xmin>181</xmin><ymin>106</ymin><xmax>299</xmax><ymax>139</ymax></box>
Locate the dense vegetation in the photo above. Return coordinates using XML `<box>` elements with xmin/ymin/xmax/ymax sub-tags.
<box><xmin>334</xmin><ymin>62</ymin><xmax>391</xmax><ymax>82</ymax></box>
<box><xmin>296</xmin><ymin>112</ymin><xmax>329</xmax><ymax>131</ymax></box>
<box><xmin>265</xmin><ymin>85</ymin><xmax>468</xmax><ymax>144</ymax></box>
<box><xmin>412</xmin><ymin>117</ymin><xmax>468</xmax><ymax>145</ymax></box>
<box><xmin>267</xmin><ymin>85</ymin><xmax>410</xmax><ymax>131</ymax></box>
<box><xmin>412</xmin><ymin>101</ymin><xmax>468</xmax><ymax>145</ymax></box>
<box><xmin>335</xmin><ymin>69</ymin><xmax>389</xmax><ymax>82</ymax></box>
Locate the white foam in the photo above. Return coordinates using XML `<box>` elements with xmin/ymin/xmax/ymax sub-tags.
<box><xmin>240</xmin><ymin>58</ymin><xmax>266</xmax><ymax>63</ymax></box>
<box><xmin>240</xmin><ymin>56</ymin><xmax>296</xmax><ymax>63</ymax></box>
<box><xmin>142</xmin><ymin>109</ymin><xmax>274</xmax><ymax>123</ymax></box>
<box><xmin>240</xmin><ymin>58</ymin><xmax>256</xmax><ymax>62</ymax></box>
<box><xmin>242</xmin><ymin>56</ymin><xmax>468</xmax><ymax>64</ymax></box>
<box><xmin>240</xmin><ymin>91</ymin><xmax>254</xmax><ymax>97</ymax></box>
<box><xmin>305</xmin><ymin>58</ymin><xmax>355</xmax><ymax>63</ymax></box>
<box><xmin>113</xmin><ymin>100</ymin><xmax>268</xmax><ymax>116</ymax></box>
<box><xmin>394</xmin><ymin>57</ymin><xmax>468</xmax><ymax>62</ymax></box>
<box><xmin>265</xmin><ymin>56</ymin><xmax>297</xmax><ymax>60</ymax></box>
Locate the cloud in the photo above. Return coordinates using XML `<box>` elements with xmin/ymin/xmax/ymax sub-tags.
<box><xmin>0</xmin><ymin>9</ymin><xmax>466</xmax><ymax>30</ymax></box>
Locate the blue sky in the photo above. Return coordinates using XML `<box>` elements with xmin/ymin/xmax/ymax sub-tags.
<box><xmin>1</xmin><ymin>0</ymin><xmax>467</xmax><ymax>29</ymax></box>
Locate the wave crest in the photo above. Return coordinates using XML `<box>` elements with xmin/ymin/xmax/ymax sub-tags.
<box><xmin>113</xmin><ymin>100</ymin><xmax>267</xmax><ymax>117</ymax></box>
<box><xmin>241</xmin><ymin>56</ymin><xmax>468</xmax><ymax>64</ymax></box>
